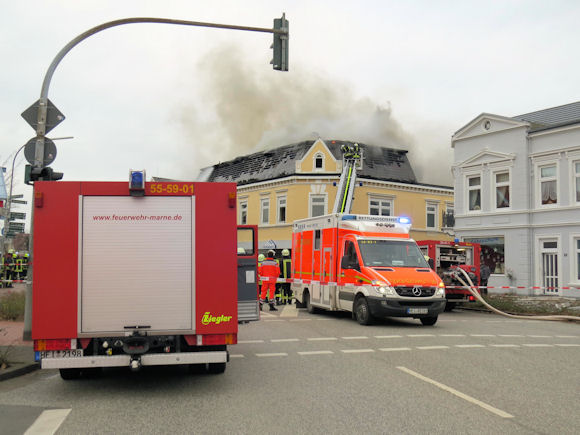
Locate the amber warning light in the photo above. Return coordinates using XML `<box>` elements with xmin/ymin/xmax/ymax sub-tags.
<box><xmin>228</xmin><ymin>191</ymin><xmax>236</xmax><ymax>208</ymax></box>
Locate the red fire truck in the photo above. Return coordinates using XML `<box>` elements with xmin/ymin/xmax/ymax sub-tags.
<box><xmin>417</xmin><ymin>240</ymin><xmax>481</xmax><ymax>310</ymax></box>
<box><xmin>32</xmin><ymin>178</ymin><xmax>248</xmax><ymax>379</ymax></box>
<box><xmin>291</xmin><ymin>214</ymin><xmax>447</xmax><ymax>325</ymax></box>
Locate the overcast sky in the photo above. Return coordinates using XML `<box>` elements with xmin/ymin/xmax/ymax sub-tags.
<box><xmin>2</xmin><ymin>0</ymin><xmax>580</xmax><ymax>230</ymax></box>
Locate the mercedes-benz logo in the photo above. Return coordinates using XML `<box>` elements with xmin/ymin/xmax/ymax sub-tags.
<box><xmin>412</xmin><ymin>286</ymin><xmax>422</xmax><ymax>296</ymax></box>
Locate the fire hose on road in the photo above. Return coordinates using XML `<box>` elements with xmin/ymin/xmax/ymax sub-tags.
<box><xmin>453</xmin><ymin>268</ymin><xmax>579</xmax><ymax>323</ymax></box>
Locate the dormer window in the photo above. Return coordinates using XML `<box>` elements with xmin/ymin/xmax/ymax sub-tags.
<box><xmin>314</xmin><ymin>153</ymin><xmax>324</xmax><ymax>171</ymax></box>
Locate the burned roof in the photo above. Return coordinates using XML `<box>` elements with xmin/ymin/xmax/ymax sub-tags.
<box><xmin>203</xmin><ymin>140</ymin><xmax>416</xmax><ymax>186</ymax></box>
<box><xmin>512</xmin><ymin>101</ymin><xmax>580</xmax><ymax>132</ymax></box>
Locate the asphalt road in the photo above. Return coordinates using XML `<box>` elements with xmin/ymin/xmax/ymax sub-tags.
<box><xmin>0</xmin><ymin>307</ymin><xmax>578</xmax><ymax>434</ymax></box>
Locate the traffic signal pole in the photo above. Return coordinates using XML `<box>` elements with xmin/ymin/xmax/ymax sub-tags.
<box><xmin>22</xmin><ymin>15</ymin><xmax>289</xmax><ymax>341</ymax></box>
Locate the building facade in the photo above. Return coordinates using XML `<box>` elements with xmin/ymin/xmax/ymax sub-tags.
<box><xmin>199</xmin><ymin>139</ymin><xmax>454</xmax><ymax>252</ymax></box>
<box><xmin>452</xmin><ymin>102</ymin><xmax>580</xmax><ymax>297</ymax></box>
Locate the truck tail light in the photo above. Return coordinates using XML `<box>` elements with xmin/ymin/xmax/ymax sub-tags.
<box><xmin>34</xmin><ymin>191</ymin><xmax>44</xmax><ymax>208</ymax></box>
<box><xmin>228</xmin><ymin>192</ymin><xmax>236</xmax><ymax>208</ymax></box>
<box><xmin>34</xmin><ymin>338</ymin><xmax>75</xmax><ymax>351</ymax></box>
<box><xmin>202</xmin><ymin>334</ymin><xmax>237</xmax><ymax>345</ymax></box>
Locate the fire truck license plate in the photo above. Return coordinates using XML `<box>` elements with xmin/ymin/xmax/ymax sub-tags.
<box><xmin>38</xmin><ymin>350</ymin><xmax>83</xmax><ymax>359</ymax></box>
<box><xmin>407</xmin><ymin>307</ymin><xmax>429</xmax><ymax>314</ymax></box>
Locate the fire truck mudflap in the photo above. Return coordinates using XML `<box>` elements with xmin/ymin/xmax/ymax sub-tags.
<box><xmin>32</xmin><ymin>181</ymin><xmax>238</xmax><ymax>378</ymax></box>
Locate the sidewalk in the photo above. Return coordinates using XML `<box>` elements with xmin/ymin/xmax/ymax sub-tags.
<box><xmin>0</xmin><ymin>320</ymin><xmax>39</xmax><ymax>381</ymax></box>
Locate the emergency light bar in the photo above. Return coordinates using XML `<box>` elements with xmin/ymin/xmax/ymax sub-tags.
<box><xmin>129</xmin><ymin>169</ymin><xmax>146</xmax><ymax>196</ymax></box>
<box><xmin>340</xmin><ymin>214</ymin><xmax>412</xmax><ymax>225</ymax></box>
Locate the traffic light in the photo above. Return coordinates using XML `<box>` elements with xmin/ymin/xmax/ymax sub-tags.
<box><xmin>25</xmin><ymin>164</ymin><xmax>63</xmax><ymax>184</ymax></box>
<box><xmin>270</xmin><ymin>13</ymin><xmax>289</xmax><ymax>71</ymax></box>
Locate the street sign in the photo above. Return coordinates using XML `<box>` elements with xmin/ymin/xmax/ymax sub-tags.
<box><xmin>9</xmin><ymin>194</ymin><xmax>24</xmax><ymax>199</ymax></box>
<box><xmin>21</xmin><ymin>99</ymin><xmax>65</xmax><ymax>134</ymax></box>
<box><xmin>9</xmin><ymin>212</ymin><xmax>26</xmax><ymax>220</ymax></box>
<box><xmin>10</xmin><ymin>200</ymin><xmax>28</xmax><ymax>205</ymax></box>
<box><xmin>24</xmin><ymin>137</ymin><xmax>57</xmax><ymax>167</ymax></box>
<box><xmin>8</xmin><ymin>222</ymin><xmax>25</xmax><ymax>233</ymax></box>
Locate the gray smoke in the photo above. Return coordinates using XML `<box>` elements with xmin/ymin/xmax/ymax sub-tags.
<box><xmin>177</xmin><ymin>44</ymin><xmax>453</xmax><ymax>186</ymax></box>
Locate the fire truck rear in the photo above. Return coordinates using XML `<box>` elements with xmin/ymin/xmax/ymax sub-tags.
<box><xmin>291</xmin><ymin>214</ymin><xmax>446</xmax><ymax>325</ymax></box>
<box><xmin>417</xmin><ymin>240</ymin><xmax>481</xmax><ymax>310</ymax></box>
<box><xmin>32</xmin><ymin>179</ymin><xmax>240</xmax><ymax>379</ymax></box>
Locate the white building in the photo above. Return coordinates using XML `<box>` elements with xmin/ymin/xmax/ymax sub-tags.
<box><xmin>451</xmin><ymin>101</ymin><xmax>580</xmax><ymax>298</ymax></box>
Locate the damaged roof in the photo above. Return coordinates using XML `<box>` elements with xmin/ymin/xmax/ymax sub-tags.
<box><xmin>202</xmin><ymin>140</ymin><xmax>417</xmax><ymax>186</ymax></box>
<box><xmin>512</xmin><ymin>101</ymin><xmax>580</xmax><ymax>132</ymax></box>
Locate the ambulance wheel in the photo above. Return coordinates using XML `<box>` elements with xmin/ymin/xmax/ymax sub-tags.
<box><xmin>208</xmin><ymin>362</ymin><xmax>226</xmax><ymax>374</ymax></box>
<box><xmin>305</xmin><ymin>292</ymin><xmax>317</xmax><ymax>314</ymax></box>
<box><xmin>59</xmin><ymin>368</ymin><xmax>81</xmax><ymax>380</ymax></box>
<box><xmin>354</xmin><ymin>297</ymin><xmax>373</xmax><ymax>325</ymax></box>
<box><xmin>420</xmin><ymin>316</ymin><xmax>438</xmax><ymax>326</ymax></box>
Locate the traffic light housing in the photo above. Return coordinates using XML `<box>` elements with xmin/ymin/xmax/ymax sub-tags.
<box><xmin>25</xmin><ymin>164</ymin><xmax>64</xmax><ymax>184</ymax></box>
<box><xmin>271</xmin><ymin>13</ymin><xmax>289</xmax><ymax>71</ymax></box>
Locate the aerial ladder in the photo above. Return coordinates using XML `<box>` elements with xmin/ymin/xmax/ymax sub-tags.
<box><xmin>332</xmin><ymin>143</ymin><xmax>363</xmax><ymax>214</ymax></box>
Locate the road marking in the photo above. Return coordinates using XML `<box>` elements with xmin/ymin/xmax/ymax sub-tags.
<box><xmin>407</xmin><ymin>334</ymin><xmax>435</xmax><ymax>337</ymax></box>
<box><xmin>271</xmin><ymin>338</ymin><xmax>300</xmax><ymax>343</ymax></box>
<box><xmin>256</xmin><ymin>352</ymin><xmax>288</xmax><ymax>357</ymax></box>
<box><xmin>498</xmin><ymin>335</ymin><xmax>523</xmax><ymax>337</ymax></box>
<box><xmin>375</xmin><ymin>335</ymin><xmax>402</xmax><ymax>339</ymax></box>
<box><xmin>528</xmin><ymin>335</ymin><xmax>551</xmax><ymax>338</ymax></box>
<box><xmin>341</xmin><ymin>336</ymin><xmax>369</xmax><ymax>340</ymax></box>
<box><xmin>556</xmin><ymin>343</ymin><xmax>580</xmax><ymax>347</ymax></box>
<box><xmin>238</xmin><ymin>340</ymin><xmax>264</xmax><ymax>344</ymax></box>
<box><xmin>417</xmin><ymin>346</ymin><xmax>449</xmax><ymax>350</ymax></box>
<box><xmin>24</xmin><ymin>409</ymin><xmax>72</xmax><ymax>435</ymax></box>
<box><xmin>379</xmin><ymin>347</ymin><xmax>412</xmax><ymax>352</ymax></box>
<box><xmin>280</xmin><ymin>305</ymin><xmax>298</xmax><ymax>318</ymax></box>
<box><xmin>264</xmin><ymin>319</ymin><xmax>286</xmax><ymax>323</ymax></box>
<box><xmin>307</xmin><ymin>337</ymin><xmax>338</xmax><ymax>341</ymax></box>
<box><xmin>230</xmin><ymin>354</ymin><xmax>244</xmax><ymax>358</ymax></box>
<box><xmin>341</xmin><ymin>349</ymin><xmax>375</xmax><ymax>353</ymax></box>
<box><xmin>455</xmin><ymin>344</ymin><xmax>485</xmax><ymax>348</ymax></box>
<box><xmin>490</xmin><ymin>344</ymin><xmax>520</xmax><ymax>348</ymax></box>
<box><xmin>397</xmin><ymin>367</ymin><xmax>514</xmax><ymax>418</ymax></box>
<box><xmin>439</xmin><ymin>334</ymin><xmax>466</xmax><ymax>337</ymax></box>
<box><xmin>555</xmin><ymin>335</ymin><xmax>577</xmax><ymax>338</ymax></box>
<box><xmin>522</xmin><ymin>344</ymin><xmax>553</xmax><ymax>347</ymax></box>
<box><xmin>298</xmin><ymin>350</ymin><xmax>334</xmax><ymax>355</ymax></box>
<box><xmin>471</xmin><ymin>334</ymin><xmax>495</xmax><ymax>337</ymax></box>
<box><xmin>289</xmin><ymin>319</ymin><xmax>312</xmax><ymax>322</ymax></box>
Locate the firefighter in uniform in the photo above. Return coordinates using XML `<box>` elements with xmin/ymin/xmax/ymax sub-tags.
<box><xmin>258</xmin><ymin>250</ymin><xmax>280</xmax><ymax>311</ymax></box>
<box><xmin>278</xmin><ymin>249</ymin><xmax>292</xmax><ymax>305</ymax></box>
<box><xmin>257</xmin><ymin>254</ymin><xmax>265</xmax><ymax>300</ymax></box>
<box><xmin>3</xmin><ymin>249</ymin><xmax>15</xmax><ymax>287</ymax></box>
<box><xmin>22</xmin><ymin>253</ymin><xmax>30</xmax><ymax>279</ymax></box>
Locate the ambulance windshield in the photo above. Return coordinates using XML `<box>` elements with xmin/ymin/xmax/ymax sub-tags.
<box><xmin>358</xmin><ymin>240</ymin><xmax>429</xmax><ymax>268</ymax></box>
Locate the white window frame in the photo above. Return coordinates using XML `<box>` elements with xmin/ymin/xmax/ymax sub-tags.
<box><xmin>535</xmin><ymin>160</ymin><xmax>559</xmax><ymax>208</ymax></box>
<box><xmin>571</xmin><ymin>233</ymin><xmax>580</xmax><ymax>285</ymax></box>
<box><xmin>572</xmin><ymin>159</ymin><xmax>580</xmax><ymax>205</ymax></box>
<box><xmin>238</xmin><ymin>199</ymin><xmax>248</xmax><ymax>225</ymax></box>
<box><xmin>426</xmin><ymin>201</ymin><xmax>438</xmax><ymax>230</ymax></box>
<box><xmin>260</xmin><ymin>197</ymin><xmax>270</xmax><ymax>225</ymax></box>
<box><xmin>313</xmin><ymin>152</ymin><xmax>325</xmax><ymax>172</ymax></box>
<box><xmin>492</xmin><ymin>168</ymin><xmax>511</xmax><ymax>211</ymax></box>
<box><xmin>276</xmin><ymin>195</ymin><xmax>287</xmax><ymax>224</ymax></box>
<box><xmin>465</xmin><ymin>172</ymin><xmax>482</xmax><ymax>213</ymax></box>
<box><xmin>534</xmin><ymin>234</ymin><xmax>562</xmax><ymax>295</ymax></box>
<box><xmin>368</xmin><ymin>195</ymin><xmax>394</xmax><ymax>216</ymax></box>
<box><xmin>309</xmin><ymin>193</ymin><xmax>327</xmax><ymax>217</ymax></box>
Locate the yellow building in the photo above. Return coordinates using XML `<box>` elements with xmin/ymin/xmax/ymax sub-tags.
<box><xmin>199</xmin><ymin>139</ymin><xmax>454</xmax><ymax>251</ymax></box>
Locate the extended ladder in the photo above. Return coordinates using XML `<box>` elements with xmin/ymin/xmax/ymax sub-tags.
<box><xmin>332</xmin><ymin>143</ymin><xmax>363</xmax><ymax>214</ymax></box>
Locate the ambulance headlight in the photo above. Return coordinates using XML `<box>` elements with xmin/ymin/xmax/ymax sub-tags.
<box><xmin>435</xmin><ymin>283</ymin><xmax>445</xmax><ymax>298</ymax></box>
<box><xmin>377</xmin><ymin>286</ymin><xmax>396</xmax><ymax>297</ymax></box>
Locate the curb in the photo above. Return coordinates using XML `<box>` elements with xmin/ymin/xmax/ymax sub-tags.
<box><xmin>0</xmin><ymin>363</ymin><xmax>40</xmax><ymax>382</ymax></box>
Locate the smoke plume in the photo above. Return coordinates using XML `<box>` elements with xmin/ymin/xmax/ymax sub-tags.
<box><xmin>177</xmin><ymin>44</ymin><xmax>453</xmax><ymax>186</ymax></box>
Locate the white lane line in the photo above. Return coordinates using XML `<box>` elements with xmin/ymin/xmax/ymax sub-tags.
<box><xmin>556</xmin><ymin>344</ymin><xmax>580</xmax><ymax>347</ymax></box>
<box><xmin>238</xmin><ymin>340</ymin><xmax>264</xmax><ymax>344</ymax></box>
<box><xmin>230</xmin><ymin>354</ymin><xmax>244</xmax><ymax>358</ymax></box>
<box><xmin>298</xmin><ymin>350</ymin><xmax>334</xmax><ymax>355</ymax></box>
<box><xmin>490</xmin><ymin>344</ymin><xmax>520</xmax><ymax>348</ymax></box>
<box><xmin>271</xmin><ymin>338</ymin><xmax>300</xmax><ymax>343</ymax></box>
<box><xmin>498</xmin><ymin>335</ymin><xmax>523</xmax><ymax>338</ymax></box>
<box><xmin>379</xmin><ymin>347</ymin><xmax>412</xmax><ymax>352</ymax></box>
<box><xmin>455</xmin><ymin>344</ymin><xmax>485</xmax><ymax>348</ymax></box>
<box><xmin>307</xmin><ymin>337</ymin><xmax>338</xmax><ymax>341</ymax></box>
<box><xmin>555</xmin><ymin>335</ymin><xmax>578</xmax><ymax>338</ymax></box>
<box><xmin>528</xmin><ymin>335</ymin><xmax>551</xmax><ymax>338</ymax></box>
<box><xmin>289</xmin><ymin>319</ymin><xmax>312</xmax><ymax>322</ymax></box>
<box><xmin>397</xmin><ymin>367</ymin><xmax>514</xmax><ymax>419</ymax></box>
<box><xmin>417</xmin><ymin>346</ymin><xmax>449</xmax><ymax>350</ymax></box>
<box><xmin>24</xmin><ymin>409</ymin><xmax>72</xmax><ymax>435</ymax></box>
<box><xmin>522</xmin><ymin>344</ymin><xmax>553</xmax><ymax>347</ymax></box>
<box><xmin>439</xmin><ymin>334</ymin><xmax>466</xmax><ymax>337</ymax></box>
<box><xmin>341</xmin><ymin>349</ymin><xmax>375</xmax><ymax>353</ymax></box>
<box><xmin>256</xmin><ymin>353</ymin><xmax>288</xmax><ymax>357</ymax></box>
<box><xmin>407</xmin><ymin>334</ymin><xmax>435</xmax><ymax>337</ymax></box>
<box><xmin>375</xmin><ymin>335</ymin><xmax>402</xmax><ymax>339</ymax></box>
<box><xmin>471</xmin><ymin>334</ymin><xmax>495</xmax><ymax>337</ymax></box>
<box><xmin>341</xmin><ymin>336</ymin><xmax>369</xmax><ymax>340</ymax></box>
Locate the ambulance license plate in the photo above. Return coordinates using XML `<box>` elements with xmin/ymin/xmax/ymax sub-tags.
<box><xmin>407</xmin><ymin>307</ymin><xmax>428</xmax><ymax>314</ymax></box>
<box><xmin>37</xmin><ymin>350</ymin><xmax>83</xmax><ymax>359</ymax></box>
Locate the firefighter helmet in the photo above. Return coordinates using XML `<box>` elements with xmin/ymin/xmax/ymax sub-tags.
<box><xmin>258</xmin><ymin>254</ymin><xmax>265</xmax><ymax>262</ymax></box>
<box><xmin>282</xmin><ymin>249</ymin><xmax>290</xmax><ymax>257</ymax></box>
<box><xmin>267</xmin><ymin>250</ymin><xmax>276</xmax><ymax>258</ymax></box>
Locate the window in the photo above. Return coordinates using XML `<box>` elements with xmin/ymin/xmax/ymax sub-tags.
<box><xmin>574</xmin><ymin>162</ymin><xmax>580</xmax><ymax>203</ymax></box>
<box><xmin>464</xmin><ymin>236</ymin><xmax>505</xmax><ymax>275</ymax></box>
<box><xmin>310</xmin><ymin>194</ymin><xmax>326</xmax><ymax>217</ymax></box>
<box><xmin>576</xmin><ymin>238</ymin><xmax>580</xmax><ymax>281</ymax></box>
<box><xmin>369</xmin><ymin>197</ymin><xmax>393</xmax><ymax>216</ymax></box>
<box><xmin>426</xmin><ymin>203</ymin><xmax>438</xmax><ymax>229</ymax></box>
<box><xmin>467</xmin><ymin>175</ymin><xmax>481</xmax><ymax>211</ymax></box>
<box><xmin>343</xmin><ymin>240</ymin><xmax>359</xmax><ymax>269</ymax></box>
<box><xmin>260</xmin><ymin>197</ymin><xmax>270</xmax><ymax>224</ymax></box>
<box><xmin>494</xmin><ymin>171</ymin><xmax>510</xmax><ymax>209</ymax></box>
<box><xmin>277</xmin><ymin>196</ymin><xmax>287</xmax><ymax>223</ymax></box>
<box><xmin>314</xmin><ymin>153</ymin><xmax>324</xmax><ymax>171</ymax></box>
<box><xmin>239</xmin><ymin>200</ymin><xmax>247</xmax><ymax>225</ymax></box>
<box><xmin>539</xmin><ymin>164</ymin><xmax>557</xmax><ymax>205</ymax></box>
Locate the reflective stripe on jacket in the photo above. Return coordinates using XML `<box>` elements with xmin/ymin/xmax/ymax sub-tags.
<box><xmin>259</xmin><ymin>258</ymin><xmax>280</xmax><ymax>282</ymax></box>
